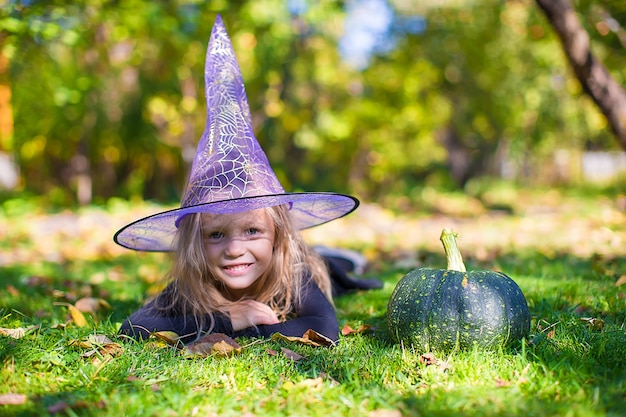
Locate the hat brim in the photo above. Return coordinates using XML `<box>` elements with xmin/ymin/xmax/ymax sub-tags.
<box><xmin>113</xmin><ymin>192</ymin><xmax>359</xmax><ymax>251</ymax></box>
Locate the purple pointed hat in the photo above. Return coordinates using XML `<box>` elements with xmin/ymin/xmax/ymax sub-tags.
<box><xmin>114</xmin><ymin>15</ymin><xmax>358</xmax><ymax>251</ymax></box>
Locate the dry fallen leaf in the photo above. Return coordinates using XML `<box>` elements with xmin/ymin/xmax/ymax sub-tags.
<box><xmin>280</xmin><ymin>347</ymin><xmax>305</xmax><ymax>362</ymax></box>
<box><xmin>271</xmin><ymin>329</ymin><xmax>335</xmax><ymax>347</ymax></box>
<box><xmin>212</xmin><ymin>340</ymin><xmax>240</xmax><ymax>356</ymax></box>
<box><xmin>341</xmin><ymin>323</ymin><xmax>372</xmax><ymax>336</ymax></box>
<box><xmin>69</xmin><ymin>334</ymin><xmax>123</xmax><ymax>359</ymax></box>
<box><xmin>67</xmin><ymin>304</ymin><xmax>88</xmax><ymax>327</ymax></box>
<box><xmin>69</xmin><ymin>334</ymin><xmax>115</xmax><ymax>349</ymax></box>
<box><xmin>0</xmin><ymin>393</ymin><xmax>27</xmax><ymax>405</ymax></box>
<box><xmin>6</xmin><ymin>284</ymin><xmax>19</xmax><ymax>297</ymax></box>
<box><xmin>182</xmin><ymin>333</ymin><xmax>241</xmax><ymax>357</ymax></box>
<box><xmin>183</xmin><ymin>342</ymin><xmax>217</xmax><ymax>357</ymax></box>
<box><xmin>47</xmin><ymin>399</ymin><xmax>105</xmax><ymax>415</ymax></box>
<box><xmin>95</xmin><ymin>342</ymin><xmax>123</xmax><ymax>357</ymax></box>
<box><xmin>84</xmin><ymin>342</ymin><xmax>124</xmax><ymax>359</ymax></box>
<box><xmin>419</xmin><ymin>353</ymin><xmax>450</xmax><ymax>371</ymax></box>
<box><xmin>74</xmin><ymin>297</ymin><xmax>111</xmax><ymax>315</ymax></box>
<box><xmin>0</xmin><ymin>325</ymin><xmax>38</xmax><ymax>339</ymax></box>
<box><xmin>151</xmin><ymin>331</ymin><xmax>182</xmax><ymax>346</ymax></box>
<box><xmin>267</xmin><ymin>346</ymin><xmax>307</xmax><ymax>362</ymax></box>
<box><xmin>26</xmin><ymin>275</ymin><xmax>53</xmax><ymax>287</ymax></box>
<box><xmin>420</xmin><ymin>352</ymin><xmax>437</xmax><ymax>365</ymax></box>
<box><xmin>302</xmin><ymin>329</ymin><xmax>335</xmax><ymax>346</ymax></box>
<box><xmin>47</xmin><ymin>401</ymin><xmax>70</xmax><ymax>414</ymax></box>
<box><xmin>581</xmin><ymin>317</ymin><xmax>605</xmax><ymax>331</ymax></box>
<box><xmin>615</xmin><ymin>274</ymin><xmax>626</xmax><ymax>287</ymax></box>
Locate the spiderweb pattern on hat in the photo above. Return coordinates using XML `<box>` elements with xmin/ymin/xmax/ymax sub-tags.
<box><xmin>114</xmin><ymin>15</ymin><xmax>358</xmax><ymax>252</ymax></box>
<box><xmin>182</xmin><ymin>18</ymin><xmax>284</xmax><ymax>208</ymax></box>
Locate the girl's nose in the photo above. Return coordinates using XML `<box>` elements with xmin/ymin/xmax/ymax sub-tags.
<box><xmin>224</xmin><ymin>238</ymin><xmax>245</xmax><ymax>257</ymax></box>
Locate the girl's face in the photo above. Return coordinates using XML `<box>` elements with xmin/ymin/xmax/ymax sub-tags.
<box><xmin>201</xmin><ymin>209</ymin><xmax>275</xmax><ymax>298</ymax></box>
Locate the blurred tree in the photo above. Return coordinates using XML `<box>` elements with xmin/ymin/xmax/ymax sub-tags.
<box><xmin>1</xmin><ymin>0</ymin><xmax>623</xmax><ymax>208</ymax></box>
<box><xmin>355</xmin><ymin>0</ymin><xmax>604</xmax><ymax>191</ymax></box>
<box><xmin>3</xmin><ymin>1</ymin><xmax>232</xmax><ymax>203</ymax></box>
<box><xmin>536</xmin><ymin>0</ymin><xmax>626</xmax><ymax>151</ymax></box>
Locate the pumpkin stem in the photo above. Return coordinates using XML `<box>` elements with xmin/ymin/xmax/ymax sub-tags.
<box><xmin>440</xmin><ymin>228</ymin><xmax>467</xmax><ymax>272</ymax></box>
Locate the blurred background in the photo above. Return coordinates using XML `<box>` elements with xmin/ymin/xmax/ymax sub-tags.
<box><xmin>1</xmin><ymin>0</ymin><xmax>625</xmax><ymax>210</ymax></box>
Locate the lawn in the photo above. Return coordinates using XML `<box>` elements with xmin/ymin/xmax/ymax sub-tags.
<box><xmin>1</xmin><ymin>184</ymin><xmax>625</xmax><ymax>416</ymax></box>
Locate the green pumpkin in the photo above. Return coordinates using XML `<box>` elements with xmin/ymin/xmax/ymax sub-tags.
<box><xmin>387</xmin><ymin>229</ymin><xmax>530</xmax><ymax>351</ymax></box>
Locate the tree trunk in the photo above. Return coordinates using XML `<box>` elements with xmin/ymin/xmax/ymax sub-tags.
<box><xmin>536</xmin><ymin>0</ymin><xmax>626</xmax><ymax>151</ymax></box>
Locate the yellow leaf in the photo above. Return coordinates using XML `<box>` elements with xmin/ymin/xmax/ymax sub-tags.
<box><xmin>211</xmin><ymin>340</ymin><xmax>240</xmax><ymax>356</ymax></box>
<box><xmin>68</xmin><ymin>304</ymin><xmax>88</xmax><ymax>327</ymax></box>
<box><xmin>615</xmin><ymin>274</ymin><xmax>626</xmax><ymax>287</ymax></box>
<box><xmin>151</xmin><ymin>331</ymin><xmax>182</xmax><ymax>346</ymax></box>
<box><xmin>98</xmin><ymin>298</ymin><xmax>112</xmax><ymax>309</ymax></box>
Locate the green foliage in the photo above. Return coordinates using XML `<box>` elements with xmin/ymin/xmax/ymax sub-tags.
<box><xmin>2</xmin><ymin>0</ymin><xmax>625</xmax><ymax>204</ymax></box>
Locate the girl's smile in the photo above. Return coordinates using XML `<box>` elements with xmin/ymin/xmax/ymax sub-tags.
<box><xmin>201</xmin><ymin>209</ymin><xmax>275</xmax><ymax>298</ymax></box>
<box><xmin>223</xmin><ymin>263</ymin><xmax>253</xmax><ymax>274</ymax></box>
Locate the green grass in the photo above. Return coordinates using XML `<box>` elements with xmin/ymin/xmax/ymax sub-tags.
<box><xmin>1</xmin><ymin>189</ymin><xmax>625</xmax><ymax>416</ymax></box>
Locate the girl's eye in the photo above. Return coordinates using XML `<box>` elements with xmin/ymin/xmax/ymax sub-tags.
<box><xmin>205</xmin><ymin>231</ymin><xmax>223</xmax><ymax>240</ymax></box>
<box><xmin>246</xmin><ymin>228</ymin><xmax>259</xmax><ymax>236</ymax></box>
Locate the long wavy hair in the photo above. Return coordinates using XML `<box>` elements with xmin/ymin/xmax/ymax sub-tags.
<box><xmin>154</xmin><ymin>204</ymin><xmax>332</xmax><ymax>336</ymax></box>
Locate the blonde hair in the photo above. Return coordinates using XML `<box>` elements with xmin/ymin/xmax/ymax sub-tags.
<box><xmin>154</xmin><ymin>205</ymin><xmax>332</xmax><ymax>335</ymax></box>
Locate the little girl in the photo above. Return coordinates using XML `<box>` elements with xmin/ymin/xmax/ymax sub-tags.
<box><xmin>119</xmin><ymin>206</ymin><xmax>341</xmax><ymax>343</ymax></box>
<box><xmin>114</xmin><ymin>16</ymin><xmax>376</xmax><ymax>344</ymax></box>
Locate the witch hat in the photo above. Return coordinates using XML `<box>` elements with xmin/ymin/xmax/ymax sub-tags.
<box><xmin>114</xmin><ymin>15</ymin><xmax>358</xmax><ymax>251</ymax></box>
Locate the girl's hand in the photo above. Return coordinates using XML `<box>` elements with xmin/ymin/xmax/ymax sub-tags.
<box><xmin>229</xmin><ymin>300</ymin><xmax>279</xmax><ymax>331</ymax></box>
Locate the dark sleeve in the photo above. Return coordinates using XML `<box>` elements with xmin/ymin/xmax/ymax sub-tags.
<box><xmin>118</xmin><ymin>297</ymin><xmax>234</xmax><ymax>344</ymax></box>
<box><xmin>234</xmin><ymin>277</ymin><xmax>339</xmax><ymax>342</ymax></box>
<box><xmin>119</xmin><ymin>277</ymin><xmax>338</xmax><ymax>344</ymax></box>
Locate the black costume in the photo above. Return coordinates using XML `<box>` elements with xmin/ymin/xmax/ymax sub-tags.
<box><xmin>119</xmin><ymin>255</ymin><xmax>382</xmax><ymax>344</ymax></box>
